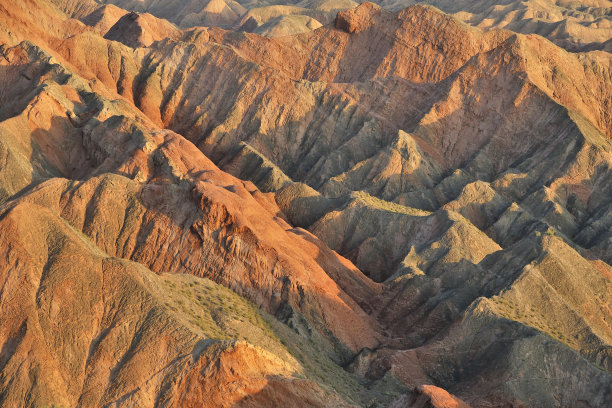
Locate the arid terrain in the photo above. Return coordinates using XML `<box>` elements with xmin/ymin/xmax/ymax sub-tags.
<box><xmin>82</xmin><ymin>0</ymin><xmax>612</xmax><ymax>51</ymax></box>
<box><xmin>0</xmin><ymin>0</ymin><xmax>611</xmax><ymax>407</ymax></box>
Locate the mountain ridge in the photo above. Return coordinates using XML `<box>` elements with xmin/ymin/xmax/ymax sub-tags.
<box><xmin>0</xmin><ymin>0</ymin><xmax>611</xmax><ymax>406</ymax></box>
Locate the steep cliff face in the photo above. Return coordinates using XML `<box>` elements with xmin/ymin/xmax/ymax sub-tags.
<box><xmin>0</xmin><ymin>0</ymin><xmax>611</xmax><ymax>407</ymax></box>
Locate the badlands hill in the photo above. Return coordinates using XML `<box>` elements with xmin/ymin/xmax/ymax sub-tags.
<box><xmin>88</xmin><ymin>0</ymin><xmax>612</xmax><ymax>50</ymax></box>
<box><xmin>0</xmin><ymin>0</ymin><xmax>611</xmax><ymax>407</ymax></box>
<box><xmin>382</xmin><ymin>0</ymin><xmax>612</xmax><ymax>52</ymax></box>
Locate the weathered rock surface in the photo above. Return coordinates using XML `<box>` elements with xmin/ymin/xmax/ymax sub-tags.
<box><xmin>383</xmin><ymin>0</ymin><xmax>612</xmax><ymax>52</ymax></box>
<box><xmin>100</xmin><ymin>0</ymin><xmax>247</xmax><ymax>28</ymax></box>
<box><xmin>93</xmin><ymin>0</ymin><xmax>612</xmax><ymax>51</ymax></box>
<box><xmin>0</xmin><ymin>199</ymin><xmax>358</xmax><ymax>407</ymax></box>
<box><xmin>0</xmin><ymin>0</ymin><xmax>611</xmax><ymax>407</ymax></box>
<box><xmin>0</xmin><ymin>32</ymin><xmax>385</xmax><ymax>406</ymax></box>
<box><xmin>389</xmin><ymin>385</ymin><xmax>470</xmax><ymax>408</ymax></box>
<box><xmin>104</xmin><ymin>11</ymin><xmax>180</xmax><ymax>48</ymax></box>
<box><xmin>79</xmin><ymin>3</ymin><xmax>128</xmax><ymax>34</ymax></box>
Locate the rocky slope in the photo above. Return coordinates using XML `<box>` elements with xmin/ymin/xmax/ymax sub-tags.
<box><xmin>0</xmin><ymin>0</ymin><xmax>611</xmax><ymax>407</ymax></box>
<box><xmin>0</xmin><ymin>13</ymin><xmax>386</xmax><ymax>405</ymax></box>
<box><xmin>385</xmin><ymin>0</ymin><xmax>612</xmax><ymax>52</ymax></box>
<box><xmin>91</xmin><ymin>0</ymin><xmax>612</xmax><ymax>51</ymax></box>
<box><xmin>0</xmin><ymin>201</ymin><xmax>338</xmax><ymax>407</ymax></box>
<box><xmin>98</xmin><ymin>0</ymin><xmax>248</xmax><ymax>28</ymax></box>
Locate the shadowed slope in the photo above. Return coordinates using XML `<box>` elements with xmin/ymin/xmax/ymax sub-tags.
<box><xmin>0</xmin><ymin>1</ymin><xmax>611</xmax><ymax>406</ymax></box>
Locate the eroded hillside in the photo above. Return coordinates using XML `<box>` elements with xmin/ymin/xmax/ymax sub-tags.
<box><xmin>85</xmin><ymin>0</ymin><xmax>612</xmax><ymax>51</ymax></box>
<box><xmin>0</xmin><ymin>0</ymin><xmax>611</xmax><ymax>407</ymax></box>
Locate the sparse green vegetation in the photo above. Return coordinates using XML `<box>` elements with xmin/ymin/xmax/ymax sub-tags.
<box><xmin>352</xmin><ymin>191</ymin><xmax>430</xmax><ymax>216</ymax></box>
<box><xmin>159</xmin><ymin>273</ymin><xmax>405</xmax><ymax>406</ymax></box>
<box><xmin>161</xmin><ymin>274</ymin><xmax>278</xmax><ymax>341</ymax></box>
<box><xmin>490</xmin><ymin>296</ymin><xmax>578</xmax><ymax>348</ymax></box>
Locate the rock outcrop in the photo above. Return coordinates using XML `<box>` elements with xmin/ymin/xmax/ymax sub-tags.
<box><xmin>0</xmin><ymin>0</ymin><xmax>611</xmax><ymax>407</ymax></box>
<box><xmin>104</xmin><ymin>11</ymin><xmax>180</xmax><ymax>47</ymax></box>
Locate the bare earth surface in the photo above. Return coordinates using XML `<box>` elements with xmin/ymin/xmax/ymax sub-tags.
<box><xmin>0</xmin><ymin>0</ymin><xmax>611</xmax><ymax>407</ymax></box>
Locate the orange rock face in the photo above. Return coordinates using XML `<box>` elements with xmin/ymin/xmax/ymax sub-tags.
<box><xmin>0</xmin><ymin>0</ymin><xmax>611</xmax><ymax>407</ymax></box>
<box><xmin>104</xmin><ymin>11</ymin><xmax>180</xmax><ymax>48</ymax></box>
